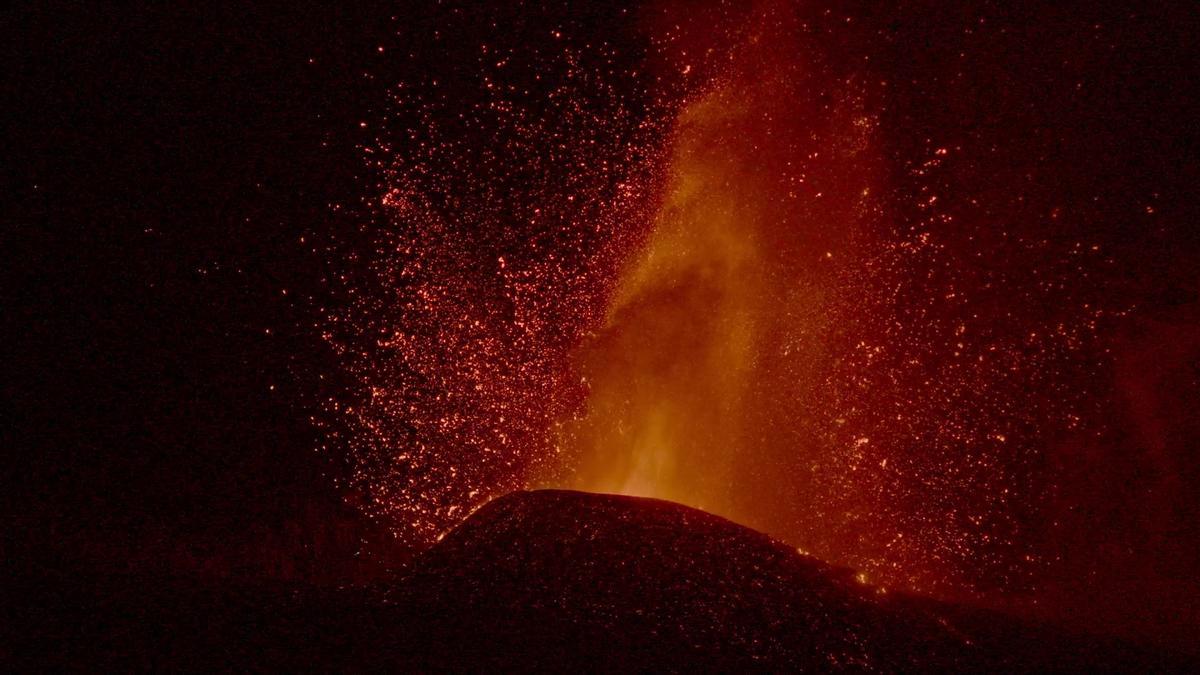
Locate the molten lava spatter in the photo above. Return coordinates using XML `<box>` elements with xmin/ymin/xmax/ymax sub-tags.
<box><xmin>556</xmin><ymin>9</ymin><xmax>882</xmax><ymax>525</ymax></box>
<box><xmin>328</xmin><ymin>1</ymin><xmax>1122</xmax><ymax>599</ymax></box>
<box><xmin>323</xmin><ymin>15</ymin><xmax>669</xmax><ymax>543</ymax></box>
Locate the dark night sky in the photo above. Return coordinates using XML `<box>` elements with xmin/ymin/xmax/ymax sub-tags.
<box><xmin>7</xmin><ymin>0</ymin><xmax>643</xmax><ymax>578</ymax></box>
<box><xmin>8</xmin><ymin>3</ymin><xmax>396</xmax><ymax>574</ymax></box>
<box><xmin>7</xmin><ymin>0</ymin><xmax>1200</xmax><ymax>651</ymax></box>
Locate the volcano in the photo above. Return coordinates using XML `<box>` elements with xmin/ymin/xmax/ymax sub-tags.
<box><xmin>386</xmin><ymin>489</ymin><xmax>1183</xmax><ymax>671</ymax></box>
<box><xmin>15</xmin><ymin>490</ymin><xmax>1189</xmax><ymax>671</ymax></box>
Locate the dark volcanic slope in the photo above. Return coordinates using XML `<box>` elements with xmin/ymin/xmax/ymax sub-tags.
<box><xmin>391</xmin><ymin>489</ymin><xmax>1181</xmax><ymax>671</ymax></box>
<box><xmin>14</xmin><ymin>489</ymin><xmax>1189</xmax><ymax>671</ymax></box>
<box><xmin>402</xmin><ymin>489</ymin><xmax>943</xmax><ymax>670</ymax></box>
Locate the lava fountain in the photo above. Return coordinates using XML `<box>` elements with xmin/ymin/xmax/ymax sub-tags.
<box><xmin>556</xmin><ymin>9</ymin><xmax>881</xmax><ymax>527</ymax></box>
<box><xmin>329</xmin><ymin>0</ymin><xmax>1109</xmax><ymax>599</ymax></box>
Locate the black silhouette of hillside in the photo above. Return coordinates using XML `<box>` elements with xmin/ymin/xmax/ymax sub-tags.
<box><xmin>11</xmin><ymin>489</ymin><xmax>1191</xmax><ymax>671</ymax></box>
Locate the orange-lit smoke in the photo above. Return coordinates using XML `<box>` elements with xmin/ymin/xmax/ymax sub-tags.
<box><xmin>555</xmin><ymin>4</ymin><xmax>883</xmax><ymax>544</ymax></box>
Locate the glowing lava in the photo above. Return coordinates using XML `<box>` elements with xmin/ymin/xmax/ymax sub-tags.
<box><xmin>556</xmin><ymin>10</ymin><xmax>881</xmax><ymax>526</ymax></box>
<box><xmin>328</xmin><ymin>0</ymin><xmax>1110</xmax><ymax>599</ymax></box>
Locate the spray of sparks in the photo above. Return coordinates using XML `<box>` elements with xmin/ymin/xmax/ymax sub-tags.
<box><xmin>324</xmin><ymin>2</ymin><xmax>1111</xmax><ymax>597</ymax></box>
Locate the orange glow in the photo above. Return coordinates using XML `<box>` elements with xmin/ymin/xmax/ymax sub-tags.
<box><xmin>340</xmin><ymin>0</ymin><xmax>1112</xmax><ymax>599</ymax></box>
<box><xmin>554</xmin><ymin>4</ymin><xmax>882</xmax><ymax>539</ymax></box>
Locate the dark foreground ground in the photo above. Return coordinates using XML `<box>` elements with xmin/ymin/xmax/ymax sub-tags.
<box><xmin>9</xmin><ymin>490</ymin><xmax>1195</xmax><ymax>671</ymax></box>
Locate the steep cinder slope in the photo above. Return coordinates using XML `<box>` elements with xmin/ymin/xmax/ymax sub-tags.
<box><xmin>387</xmin><ymin>489</ymin><xmax>1177</xmax><ymax>671</ymax></box>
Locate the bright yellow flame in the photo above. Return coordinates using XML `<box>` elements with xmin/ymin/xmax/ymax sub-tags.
<box><xmin>560</xmin><ymin>88</ymin><xmax>767</xmax><ymax>518</ymax></box>
<box><xmin>552</xmin><ymin>3</ymin><xmax>880</xmax><ymax>538</ymax></box>
<box><xmin>537</xmin><ymin>0</ymin><xmax>1075</xmax><ymax>598</ymax></box>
